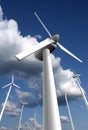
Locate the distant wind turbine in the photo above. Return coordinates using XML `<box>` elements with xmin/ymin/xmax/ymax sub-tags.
<box><xmin>65</xmin><ymin>93</ymin><xmax>75</xmax><ymax>130</ymax></box>
<box><xmin>0</xmin><ymin>75</ymin><xmax>21</xmax><ymax>122</ymax></box>
<box><xmin>30</xmin><ymin>112</ymin><xmax>42</xmax><ymax>130</ymax></box>
<box><xmin>18</xmin><ymin>99</ymin><xmax>28</xmax><ymax>130</ymax></box>
<box><xmin>15</xmin><ymin>12</ymin><xmax>82</xmax><ymax>130</ymax></box>
<box><xmin>73</xmin><ymin>74</ymin><xmax>88</xmax><ymax>108</ymax></box>
<box><xmin>33</xmin><ymin>113</ymin><xmax>37</xmax><ymax>130</ymax></box>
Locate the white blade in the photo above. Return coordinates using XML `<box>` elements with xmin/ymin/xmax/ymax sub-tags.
<box><xmin>0</xmin><ymin>85</ymin><xmax>12</xmax><ymax>122</ymax></box>
<box><xmin>34</xmin><ymin>12</ymin><xmax>52</xmax><ymax>37</ymax></box>
<box><xmin>15</xmin><ymin>38</ymin><xmax>54</xmax><ymax>61</ymax></box>
<box><xmin>13</xmin><ymin>83</ymin><xmax>21</xmax><ymax>89</ymax></box>
<box><xmin>57</xmin><ymin>42</ymin><xmax>82</xmax><ymax>63</ymax></box>
<box><xmin>65</xmin><ymin>94</ymin><xmax>75</xmax><ymax>130</ymax></box>
<box><xmin>76</xmin><ymin>76</ymin><xmax>88</xmax><ymax>108</ymax></box>
<box><xmin>12</xmin><ymin>75</ymin><xmax>14</xmax><ymax>84</ymax></box>
<box><xmin>80</xmin><ymin>87</ymin><xmax>88</xmax><ymax>108</ymax></box>
<box><xmin>2</xmin><ymin>83</ymin><xmax>11</xmax><ymax>89</ymax></box>
<box><xmin>77</xmin><ymin>75</ymin><xmax>81</xmax><ymax>84</ymax></box>
<box><xmin>19</xmin><ymin>98</ymin><xmax>28</xmax><ymax>105</ymax></box>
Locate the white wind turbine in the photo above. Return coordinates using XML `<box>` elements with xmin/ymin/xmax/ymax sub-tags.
<box><xmin>18</xmin><ymin>99</ymin><xmax>28</xmax><ymax>130</ymax></box>
<box><xmin>65</xmin><ymin>93</ymin><xmax>75</xmax><ymax>130</ymax></box>
<box><xmin>15</xmin><ymin>12</ymin><xmax>82</xmax><ymax>130</ymax></box>
<box><xmin>32</xmin><ymin>113</ymin><xmax>37</xmax><ymax>130</ymax></box>
<box><xmin>73</xmin><ymin>74</ymin><xmax>88</xmax><ymax>108</ymax></box>
<box><xmin>0</xmin><ymin>75</ymin><xmax>21</xmax><ymax>122</ymax></box>
<box><xmin>30</xmin><ymin>112</ymin><xmax>42</xmax><ymax>130</ymax></box>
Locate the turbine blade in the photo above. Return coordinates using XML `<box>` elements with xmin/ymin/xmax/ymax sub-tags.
<box><xmin>65</xmin><ymin>94</ymin><xmax>75</xmax><ymax>130</ymax></box>
<box><xmin>15</xmin><ymin>38</ymin><xmax>54</xmax><ymax>61</ymax></box>
<box><xmin>73</xmin><ymin>74</ymin><xmax>88</xmax><ymax>108</ymax></box>
<box><xmin>34</xmin><ymin>12</ymin><xmax>52</xmax><ymax>37</ymax></box>
<box><xmin>13</xmin><ymin>83</ymin><xmax>21</xmax><ymax>89</ymax></box>
<box><xmin>77</xmin><ymin>76</ymin><xmax>81</xmax><ymax>84</ymax></box>
<box><xmin>2</xmin><ymin>83</ymin><xmax>11</xmax><ymax>89</ymax></box>
<box><xmin>12</xmin><ymin>75</ymin><xmax>14</xmax><ymax>84</ymax></box>
<box><xmin>19</xmin><ymin>98</ymin><xmax>28</xmax><ymax>105</ymax></box>
<box><xmin>0</xmin><ymin>85</ymin><xmax>12</xmax><ymax>121</ymax></box>
<box><xmin>80</xmin><ymin>87</ymin><xmax>88</xmax><ymax>108</ymax></box>
<box><xmin>19</xmin><ymin>98</ymin><xmax>24</xmax><ymax>105</ymax></box>
<box><xmin>57</xmin><ymin>42</ymin><xmax>82</xmax><ymax>63</ymax></box>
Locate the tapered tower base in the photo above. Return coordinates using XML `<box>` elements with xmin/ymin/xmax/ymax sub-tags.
<box><xmin>43</xmin><ymin>49</ymin><xmax>62</xmax><ymax>130</ymax></box>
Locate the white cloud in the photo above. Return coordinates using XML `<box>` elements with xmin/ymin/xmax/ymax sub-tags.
<box><xmin>0</xmin><ymin>126</ymin><xmax>12</xmax><ymax>130</ymax></box>
<box><xmin>0</xmin><ymin>127</ymin><xmax>7</xmax><ymax>130</ymax></box>
<box><xmin>16</xmin><ymin>114</ymin><xmax>43</xmax><ymax>130</ymax></box>
<box><xmin>0</xmin><ymin>127</ymin><xmax>6</xmax><ymax>130</ymax></box>
<box><xmin>53</xmin><ymin>59</ymin><xmax>84</xmax><ymax>98</ymax></box>
<box><xmin>34</xmin><ymin>34</ymin><xmax>42</xmax><ymax>40</ymax></box>
<box><xmin>2</xmin><ymin>101</ymin><xmax>21</xmax><ymax>117</ymax></box>
<box><xmin>15</xmin><ymin>89</ymin><xmax>32</xmax><ymax>101</ymax></box>
<box><xmin>29</xmin><ymin>117</ymin><xmax>43</xmax><ymax>129</ymax></box>
<box><xmin>60</xmin><ymin>115</ymin><xmax>70</xmax><ymax>123</ymax></box>
<box><xmin>0</xmin><ymin>6</ymin><xmax>40</xmax><ymax>77</ymax></box>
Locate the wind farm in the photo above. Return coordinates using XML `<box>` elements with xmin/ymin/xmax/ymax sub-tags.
<box><xmin>0</xmin><ymin>1</ymin><xmax>88</xmax><ymax>130</ymax></box>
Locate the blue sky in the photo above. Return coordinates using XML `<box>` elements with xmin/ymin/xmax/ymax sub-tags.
<box><xmin>0</xmin><ymin>0</ymin><xmax>88</xmax><ymax>130</ymax></box>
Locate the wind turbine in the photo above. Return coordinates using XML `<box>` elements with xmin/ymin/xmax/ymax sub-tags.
<box><xmin>15</xmin><ymin>12</ymin><xmax>82</xmax><ymax>130</ymax></box>
<box><xmin>33</xmin><ymin>113</ymin><xmax>37</xmax><ymax>130</ymax></box>
<box><xmin>0</xmin><ymin>75</ymin><xmax>21</xmax><ymax>122</ymax></box>
<box><xmin>73</xmin><ymin>74</ymin><xmax>88</xmax><ymax>108</ymax></box>
<box><xmin>65</xmin><ymin>93</ymin><xmax>75</xmax><ymax>130</ymax></box>
<box><xmin>18</xmin><ymin>99</ymin><xmax>28</xmax><ymax>130</ymax></box>
<box><xmin>30</xmin><ymin>112</ymin><xmax>42</xmax><ymax>130</ymax></box>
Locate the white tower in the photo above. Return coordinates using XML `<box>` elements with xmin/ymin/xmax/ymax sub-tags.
<box><xmin>18</xmin><ymin>99</ymin><xmax>28</xmax><ymax>130</ymax></box>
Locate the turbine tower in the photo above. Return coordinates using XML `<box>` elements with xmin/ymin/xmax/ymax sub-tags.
<box><xmin>65</xmin><ymin>93</ymin><xmax>75</xmax><ymax>130</ymax></box>
<box><xmin>18</xmin><ymin>99</ymin><xmax>28</xmax><ymax>130</ymax></box>
<box><xmin>15</xmin><ymin>12</ymin><xmax>82</xmax><ymax>130</ymax></box>
<box><xmin>73</xmin><ymin>74</ymin><xmax>88</xmax><ymax>108</ymax></box>
<box><xmin>0</xmin><ymin>75</ymin><xmax>21</xmax><ymax>122</ymax></box>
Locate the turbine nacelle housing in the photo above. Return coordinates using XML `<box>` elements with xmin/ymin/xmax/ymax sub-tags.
<box><xmin>35</xmin><ymin>34</ymin><xmax>59</xmax><ymax>61</ymax></box>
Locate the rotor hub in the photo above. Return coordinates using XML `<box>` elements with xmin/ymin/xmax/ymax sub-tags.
<box><xmin>35</xmin><ymin>34</ymin><xmax>59</xmax><ymax>61</ymax></box>
<box><xmin>51</xmin><ymin>34</ymin><xmax>59</xmax><ymax>43</ymax></box>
